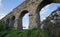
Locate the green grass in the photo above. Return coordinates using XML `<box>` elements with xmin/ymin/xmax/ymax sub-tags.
<box><xmin>56</xmin><ymin>30</ymin><xmax>60</xmax><ymax>37</ymax></box>
<box><xmin>0</xmin><ymin>20</ymin><xmax>4</xmax><ymax>30</ymax></box>
<box><xmin>0</xmin><ymin>29</ymin><xmax>49</xmax><ymax>37</ymax></box>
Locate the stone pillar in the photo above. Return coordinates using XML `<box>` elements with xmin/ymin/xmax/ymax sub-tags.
<box><xmin>5</xmin><ymin>18</ymin><xmax>10</xmax><ymax>29</ymax></box>
<box><xmin>9</xmin><ymin>18</ymin><xmax>12</xmax><ymax>29</ymax></box>
<box><xmin>14</xmin><ymin>18</ymin><xmax>23</xmax><ymax>30</ymax></box>
<box><xmin>17</xmin><ymin>18</ymin><xmax>23</xmax><ymax>30</ymax></box>
<box><xmin>9</xmin><ymin>18</ymin><xmax>15</xmax><ymax>29</ymax></box>
<box><xmin>4</xmin><ymin>20</ymin><xmax>7</xmax><ymax>29</ymax></box>
<box><xmin>29</xmin><ymin>11</ymin><xmax>40</xmax><ymax>29</ymax></box>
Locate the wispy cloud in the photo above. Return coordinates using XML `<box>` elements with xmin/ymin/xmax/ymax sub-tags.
<box><xmin>0</xmin><ymin>15</ymin><xmax>5</xmax><ymax>19</ymax></box>
<box><xmin>0</xmin><ymin>0</ymin><xmax>7</xmax><ymax>19</ymax></box>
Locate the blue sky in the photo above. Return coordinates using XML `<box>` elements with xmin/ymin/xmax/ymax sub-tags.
<box><xmin>40</xmin><ymin>3</ymin><xmax>60</xmax><ymax>21</ymax></box>
<box><xmin>0</xmin><ymin>0</ymin><xmax>60</xmax><ymax>29</ymax></box>
<box><xmin>0</xmin><ymin>0</ymin><xmax>25</xmax><ymax>19</ymax></box>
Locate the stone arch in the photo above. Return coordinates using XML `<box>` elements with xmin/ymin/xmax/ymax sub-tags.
<box><xmin>3</xmin><ymin>0</ymin><xmax>60</xmax><ymax>30</ymax></box>
<box><xmin>36</xmin><ymin>0</ymin><xmax>60</xmax><ymax>13</ymax></box>
<box><xmin>19</xmin><ymin>10</ymin><xmax>28</xmax><ymax>18</ymax></box>
<box><xmin>36</xmin><ymin>0</ymin><xmax>52</xmax><ymax>13</ymax></box>
<box><xmin>18</xmin><ymin>10</ymin><xmax>29</xmax><ymax>29</ymax></box>
<box><xmin>35</xmin><ymin>0</ymin><xmax>60</xmax><ymax>28</ymax></box>
<box><xmin>36</xmin><ymin>0</ymin><xmax>60</xmax><ymax>37</ymax></box>
<box><xmin>53</xmin><ymin>0</ymin><xmax>60</xmax><ymax>3</ymax></box>
<box><xmin>35</xmin><ymin>0</ymin><xmax>53</xmax><ymax>27</ymax></box>
<box><xmin>36</xmin><ymin>0</ymin><xmax>60</xmax><ymax>24</ymax></box>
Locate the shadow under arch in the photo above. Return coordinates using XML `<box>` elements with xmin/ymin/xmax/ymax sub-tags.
<box><xmin>18</xmin><ymin>10</ymin><xmax>29</xmax><ymax>29</ymax></box>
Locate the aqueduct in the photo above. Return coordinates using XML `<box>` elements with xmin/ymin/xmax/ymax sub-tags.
<box><xmin>2</xmin><ymin>0</ymin><xmax>60</xmax><ymax>30</ymax></box>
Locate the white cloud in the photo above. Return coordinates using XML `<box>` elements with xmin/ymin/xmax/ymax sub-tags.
<box><xmin>0</xmin><ymin>0</ymin><xmax>7</xmax><ymax>20</ymax></box>
<box><xmin>0</xmin><ymin>15</ymin><xmax>5</xmax><ymax>19</ymax></box>
<box><xmin>40</xmin><ymin>4</ymin><xmax>50</xmax><ymax>14</ymax></box>
<box><xmin>0</xmin><ymin>0</ymin><xmax>2</xmax><ymax>6</ymax></box>
<box><xmin>41</xmin><ymin>17</ymin><xmax>46</xmax><ymax>21</ymax></box>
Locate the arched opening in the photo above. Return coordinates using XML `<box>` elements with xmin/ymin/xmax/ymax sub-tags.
<box><xmin>36</xmin><ymin>0</ymin><xmax>52</xmax><ymax>28</ymax></box>
<box><xmin>19</xmin><ymin>10</ymin><xmax>29</xmax><ymax>29</ymax></box>
<box><xmin>40</xmin><ymin>3</ymin><xmax>60</xmax><ymax>22</ymax></box>
<box><xmin>22</xmin><ymin>13</ymin><xmax>29</xmax><ymax>29</ymax></box>
<box><xmin>36</xmin><ymin>1</ymin><xmax>60</xmax><ymax>27</ymax></box>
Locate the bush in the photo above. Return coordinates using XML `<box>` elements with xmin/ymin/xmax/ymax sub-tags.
<box><xmin>0</xmin><ymin>20</ymin><xmax>4</xmax><ymax>30</ymax></box>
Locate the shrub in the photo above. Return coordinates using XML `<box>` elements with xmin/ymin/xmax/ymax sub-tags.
<box><xmin>0</xmin><ymin>20</ymin><xmax>4</xmax><ymax>30</ymax></box>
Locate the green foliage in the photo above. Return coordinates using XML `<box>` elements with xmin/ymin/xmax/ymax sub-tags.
<box><xmin>0</xmin><ymin>20</ymin><xmax>4</xmax><ymax>30</ymax></box>
<box><xmin>56</xmin><ymin>30</ymin><xmax>60</xmax><ymax>37</ymax></box>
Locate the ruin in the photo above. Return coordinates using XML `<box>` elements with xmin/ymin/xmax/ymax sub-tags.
<box><xmin>1</xmin><ymin>0</ymin><xmax>60</xmax><ymax>30</ymax></box>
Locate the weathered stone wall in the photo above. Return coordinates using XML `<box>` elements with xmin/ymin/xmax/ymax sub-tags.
<box><xmin>1</xmin><ymin>0</ymin><xmax>60</xmax><ymax>30</ymax></box>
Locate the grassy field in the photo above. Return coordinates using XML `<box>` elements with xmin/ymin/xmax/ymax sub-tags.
<box><xmin>0</xmin><ymin>29</ymin><xmax>49</xmax><ymax>37</ymax></box>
